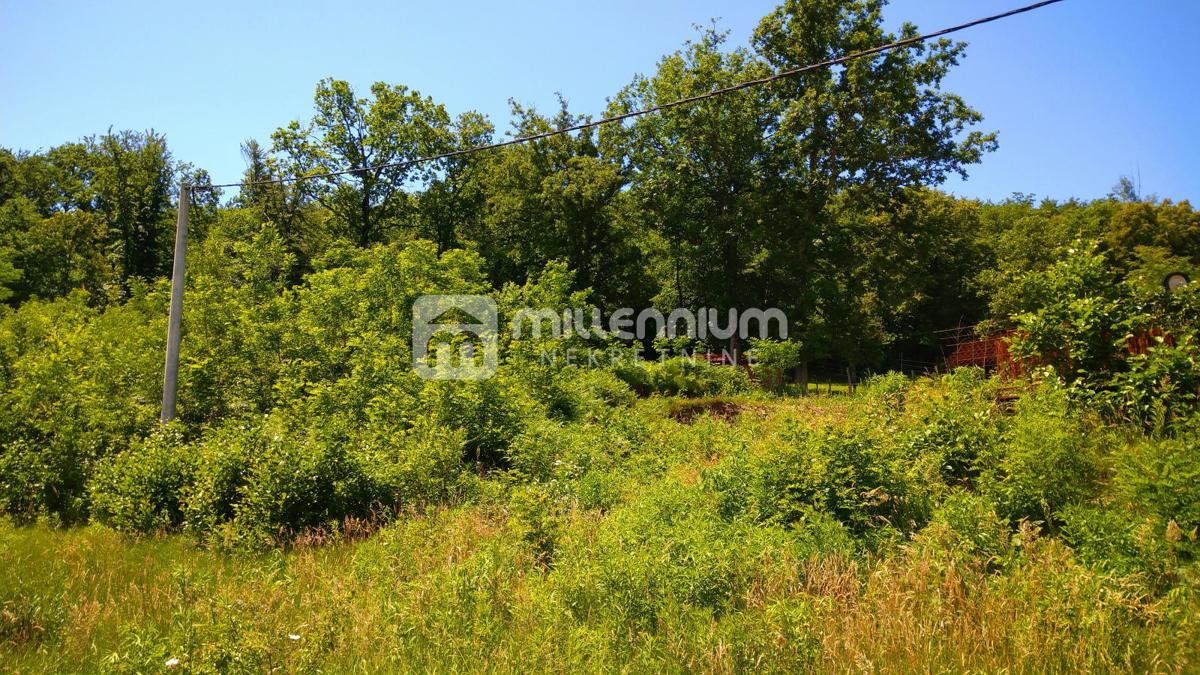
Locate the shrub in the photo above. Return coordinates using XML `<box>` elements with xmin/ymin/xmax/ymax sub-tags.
<box><xmin>708</xmin><ymin>424</ymin><xmax>931</xmax><ymax>537</ymax></box>
<box><xmin>613</xmin><ymin>357</ymin><xmax>753</xmax><ymax>398</ymax></box>
<box><xmin>355</xmin><ymin>422</ymin><xmax>473</xmax><ymax>509</ymax></box>
<box><xmin>1060</xmin><ymin>504</ymin><xmax>1171</xmax><ymax>581</ymax></box>
<box><xmin>89</xmin><ymin>425</ymin><xmax>195</xmax><ymax>534</ymax></box>
<box><xmin>560</xmin><ymin>367</ymin><xmax>636</xmax><ymax>422</ymax></box>
<box><xmin>859</xmin><ymin>371</ymin><xmax>912</xmax><ymax>417</ymax></box>
<box><xmin>507</xmin><ymin>419</ymin><xmax>629</xmax><ymax>511</ymax></box>
<box><xmin>1005</xmin><ymin>244</ymin><xmax>1132</xmax><ymax>383</ymax></box>
<box><xmin>419</xmin><ymin>377</ymin><xmax>529</xmax><ymax>465</ymax></box>
<box><xmin>501</xmin><ymin>365</ymin><xmax>634</xmax><ymax>425</ymax></box>
<box><xmin>979</xmin><ymin>386</ymin><xmax>1100</xmax><ymax>526</ymax></box>
<box><xmin>916</xmin><ymin>491</ymin><xmax>1011</xmax><ymax>566</ymax></box>
<box><xmin>230</xmin><ymin>435</ymin><xmax>376</xmax><ymax>547</ymax></box>
<box><xmin>183</xmin><ymin>416</ymin><xmax>376</xmax><ymax>548</ymax></box>
<box><xmin>508</xmin><ymin>483</ymin><xmax>563</xmax><ymax>566</ymax></box>
<box><xmin>1103</xmin><ymin>337</ymin><xmax>1200</xmax><ymax>430</ymax></box>
<box><xmin>773</xmin><ymin>428</ymin><xmax>931</xmax><ymax>534</ymax></box>
<box><xmin>182</xmin><ymin>423</ymin><xmax>259</xmax><ymax>540</ymax></box>
<box><xmin>0</xmin><ymin>288</ymin><xmax>163</xmax><ymax>523</ymax></box>
<box><xmin>747</xmin><ymin>338</ymin><xmax>802</xmax><ymax>392</ymax></box>
<box><xmin>551</xmin><ymin>481</ymin><xmax>846</xmax><ymax>635</ymax></box>
<box><xmin>1114</xmin><ymin>423</ymin><xmax>1200</xmax><ymax>543</ymax></box>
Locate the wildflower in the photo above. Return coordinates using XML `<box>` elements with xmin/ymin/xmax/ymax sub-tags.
<box><xmin>288</xmin><ymin>633</ymin><xmax>301</xmax><ymax>641</ymax></box>
<box><xmin>165</xmin><ymin>657</ymin><xmax>180</xmax><ymax>668</ymax></box>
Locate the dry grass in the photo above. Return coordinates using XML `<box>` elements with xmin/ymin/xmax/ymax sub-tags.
<box><xmin>2</xmin><ymin>394</ymin><xmax>1196</xmax><ymax>673</ymax></box>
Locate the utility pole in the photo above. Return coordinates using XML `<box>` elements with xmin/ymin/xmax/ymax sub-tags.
<box><xmin>160</xmin><ymin>183</ymin><xmax>189</xmax><ymax>422</ymax></box>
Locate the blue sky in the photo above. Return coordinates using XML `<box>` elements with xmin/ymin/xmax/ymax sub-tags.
<box><xmin>2</xmin><ymin>0</ymin><xmax>1197</xmax><ymax>203</ymax></box>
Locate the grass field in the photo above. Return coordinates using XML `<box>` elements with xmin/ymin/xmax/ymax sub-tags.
<box><xmin>3</xmin><ymin>384</ymin><xmax>1198</xmax><ymax>673</ymax></box>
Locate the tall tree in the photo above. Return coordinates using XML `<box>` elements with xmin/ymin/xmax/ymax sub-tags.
<box><xmin>272</xmin><ymin>78</ymin><xmax>452</xmax><ymax>247</ymax></box>
<box><xmin>88</xmin><ymin>130</ymin><xmax>176</xmax><ymax>281</ymax></box>
<box><xmin>0</xmin><ymin>131</ymin><xmax>178</xmax><ymax>302</ymax></box>
<box><xmin>414</xmin><ymin>111</ymin><xmax>495</xmax><ymax>254</ymax></box>
<box><xmin>604</xmin><ymin>26</ymin><xmax>776</xmax><ymax>347</ymax></box>
<box><xmin>752</xmin><ymin>0</ymin><xmax>995</xmax><ymax>365</ymax></box>
<box><xmin>468</xmin><ymin>98</ymin><xmax>644</xmax><ymax>309</ymax></box>
<box><xmin>477</xmin><ymin>99</ymin><xmax>638</xmax><ymax>305</ymax></box>
<box><xmin>232</xmin><ymin>139</ymin><xmax>314</xmax><ymax>275</ymax></box>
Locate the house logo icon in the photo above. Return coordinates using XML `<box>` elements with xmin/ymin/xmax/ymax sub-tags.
<box><xmin>412</xmin><ymin>295</ymin><xmax>499</xmax><ymax>380</ymax></box>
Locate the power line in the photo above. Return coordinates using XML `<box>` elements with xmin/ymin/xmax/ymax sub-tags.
<box><xmin>201</xmin><ymin>0</ymin><xmax>1065</xmax><ymax>191</ymax></box>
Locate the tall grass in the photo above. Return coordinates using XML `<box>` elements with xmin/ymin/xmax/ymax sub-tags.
<box><xmin>3</xmin><ymin>383</ymin><xmax>1198</xmax><ymax>673</ymax></box>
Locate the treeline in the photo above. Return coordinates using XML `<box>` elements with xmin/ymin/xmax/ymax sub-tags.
<box><xmin>0</xmin><ymin>0</ymin><xmax>1197</xmax><ymax>532</ymax></box>
<box><xmin>3</xmin><ymin>2</ymin><xmax>1198</xmax><ymax>369</ymax></box>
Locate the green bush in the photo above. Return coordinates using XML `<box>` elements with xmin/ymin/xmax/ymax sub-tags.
<box><xmin>1006</xmin><ymin>244</ymin><xmax>1132</xmax><ymax>383</ymax></box>
<box><xmin>507</xmin><ymin>418</ymin><xmax>630</xmax><ymax>511</ymax></box>
<box><xmin>183</xmin><ymin>416</ymin><xmax>376</xmax><ymax>548</ymax></box>
<box><xmin>707</xmin><ymin>424</ymin><xmax>931</xmax><ymax>538</ymax></box>
<box><xmin>1104</xmin><ymin>337</ymin><xmax>1200</xmax><ymax>429</ymax></box>
<box><xmin>1114</xmin><ymin>422</ymin><xmax>1200</xmax><ymax>544</ymax></box>
<box><xmin>859</xmin><ymin>371</ymin><xmax>912</xmax><ymax>417</ymax></box>
<box><xmin>900</xmin><ymin>373</ymin><xmax>1003</xmax><ymax>485</ymax></box>
<box><xmin>89</xmin><ymin>425</ymin><xmax>195</xmax><ymax>534</ymax></box>
<box><xmin>355</xmin><ymin>421</ymin><xmax>473</xmax><ymax>509</ymax></box>
<box><xmin>774</xmin><ymin>428</ymin><xmax>931</xmax><ymax>535</ymax></box>
<box><xmin>916</xmin><ymin>490</ymin><xmax>1011</xmax><ymax>566</ymax></box>
<box><xmin>613</xmin><ymin>357</ymin><xmax>753</xmax><ymax>398</ymax></box>
<box><xmin>0</xmin><ymin>288</ymin><xmax>163</xmax><ymax>523</ymax></box>
<box><xmin>419</xmin><ymin>377</ymin><xmax>529</xmax><ymax>465</ymax></box>
<box><xmin>979</xmin><ymin>386</ymin><xmax>1100</xmax><ymax>526</ymax></box>
<box><xmin>1060</xmin><ymin>504</ymin><xmax>1171</xmax><ymax>581</ymax></box>
<box><xmin>560</xmin><ymin>367</ymin><xmax>636</xmax><ymax>422</ymax></box>
<box><xmin>747</xmin><ymin>338</ymin><xmax>802</xmax><ymax>392</ymax></box>
<box><xmin>551</xmin><ymin>481</ymin><xmax>850</xmax><ymax>635</ymax></box>
<box><xmin>230</xmin><ymin>437</ymin><xmax>375</xmax><ymax>547</ymax></box>
<box><xmin>182</xmin><ymin>422</ymin><xmax>260</xmax><ymax>540</ymax></box>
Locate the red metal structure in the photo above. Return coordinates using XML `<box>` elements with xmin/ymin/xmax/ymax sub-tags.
<box><xmin>936</xmin><ymin>325</ymin><xmax>1020</xmax><ymax>378</ymax></box>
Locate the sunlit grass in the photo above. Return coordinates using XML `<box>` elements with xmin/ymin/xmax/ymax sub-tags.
<box><xmin>2</xmin><ymin>393</ymin><xmax>1197</xmax><ymax>673</ymax></box>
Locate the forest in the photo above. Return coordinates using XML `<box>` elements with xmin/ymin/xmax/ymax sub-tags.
<box><xmin>2</xmin><ymin>0</ymin><xmax>1199</xmax><ymax>671</ymax></box>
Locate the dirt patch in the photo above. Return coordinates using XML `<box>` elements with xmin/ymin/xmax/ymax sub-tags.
<box><xmin>667</xmin><ymin>397</ymin><xmax>743</xmax><ymax>423</ymax></box>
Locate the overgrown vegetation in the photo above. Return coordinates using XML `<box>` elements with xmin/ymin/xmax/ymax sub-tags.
<box><xmin>2</xmin><ymin>0</ymin><xmax>1199</xmax><ymax>671</ymax></box>
<box><xmin>3</xmin><ymin>375</ymin><xmax>1200</xmax><ymax>671</ymax></box>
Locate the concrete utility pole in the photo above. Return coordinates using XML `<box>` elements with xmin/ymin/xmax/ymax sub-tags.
<box><xmin>160</xmin><ymin>183</ymin><xmax>189</xmax><ymax>422</ymax></box>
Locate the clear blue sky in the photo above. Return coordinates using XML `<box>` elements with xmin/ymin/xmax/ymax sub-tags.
<box><xmin>2</xmin><ymin>0</ymin><xmax>1197</xmax><ymax>204</ymax></box>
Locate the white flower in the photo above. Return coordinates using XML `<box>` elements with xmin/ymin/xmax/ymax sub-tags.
<box><xmin>288</xmin><ymin>633</ymin><xmax>301</xmax><ymax>641</ymax></box>
<box><xmin>165</xmin><ymin>657</ymin><xmax>181</xmax><ymax>668</ymax></box>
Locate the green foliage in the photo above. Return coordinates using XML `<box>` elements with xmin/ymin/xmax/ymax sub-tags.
<box><xmin>748</xmin><ymin>338</ymin><xmax>802</xmax><ymax>391</ymax></box>
<box><xmin>0</xmin><ymin>287</ymin><xmax>163</xmax><ymax>523</ymax></box>
<box><xmin>979</xmin><ymin>386</ymin><xmax>1101</xmax><ymax>526</ymax></box>
<box><xmin>1060</xmin><ymin>504</ymin><xmax>1170</xmax><ymax>581</ymax></box>
<box><xmin>1114</xmin><ymin>421</ymin><xmax>1200</xmax><ymax>544</ymax></box>
<box><xmin>2</xmin><ymin>2</ymin><xmax>1200</xmax><ymax>668</ymax></box>
<box><xmin>89</xmin><ymin>425</ymin><xmax>194</xmax><ymax>534</ymax></box>
<box><xmin>231</xmin><ymin>436</ymin><xmax>375</xmax><ymax>547</ymax></box>
<box><xmin>1003</xmin><ymin>244</ymin><xmax>1200</xmax><ymax>428</ymax></box>
<box><xmin>355</xmin><ymin>422</ymin><xmax>473</xmax><ymax>509</ymax></box>
<box><xmin>613</xmin><ymin>357</ymin><xmax>753</xmax><ymax>397</ymax></box>
<box><xmin>918</xmin><ymin>490</ymin><xmax>1012</xmax><ymax>566</ymax></box>
<box><xmin>1104</xmin><ymin>337</ymin><xmax>1200</xmax><ymax>429</ymax></box>
<box><xmin>420</xmin><ymin>377</ymin><xmax>529</xmax><ymax>465</ymax></box>
<box><xmin>272</xmin><ymin>78</ymin><xmax>452</xmax><ymax>247</ymax></box>
<box><xmin>184</xmin><ymin>415</ymin><xmax>376</xmax><ymax>548</ymax></box>
<box><xmin>1007</xmin><ymin>243</ymin><xmax>1131</xmax><ymax>381</ymax></box>
<box><xmin>767</xmin><ymin>427</ymin><xmax>932</xmax><ymax>536</ymax></box>
<box><xmin>901</xmin><ymin>368</ymin><xmax>1004</xmax><ymax>484</ymax></box>
<box><xmin>551</xmin><ymin>480</ymin><xmax>846</xmax><ymax>641</ymax></box>
<box><xmin>559</xmin><ymin>368</ymin><xmax>637</xmax><ymax>422</ymax></box>
<box><xmin>706</xmin><ymin>422</ymin><xmax>932</xmax><ymax>542</ymax></box>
